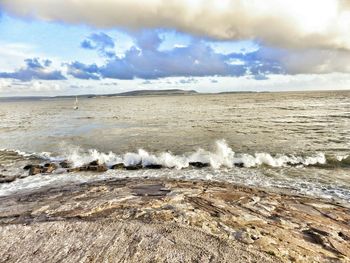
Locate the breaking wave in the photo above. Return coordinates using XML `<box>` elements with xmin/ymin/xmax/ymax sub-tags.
<box><xmin>2</xmin><ymin>140</ymin><xmax>349</xmax><ymax>170</ymax></box>
<box><xmin>1</xmin><ymin>141</ymin><xmax>349</xmax><ymax>202</ymax></box>
<box><xmin>11</xmin><ymin>140</ymin><xmax>345</xmax><ymax>170</ymax></box>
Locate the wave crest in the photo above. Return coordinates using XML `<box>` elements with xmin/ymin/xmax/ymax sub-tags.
<box><xmin>3</xmin><ymin>140</ymin><xmax>347</xmax><ymax>170</ymax></box>
<box><xmin>48</xmin><ymin>140</ymin><xmax>329</xmax><ymax>169</ymax></box>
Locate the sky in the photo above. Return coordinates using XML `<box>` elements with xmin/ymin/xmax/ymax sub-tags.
<box><xmin>0</xmin><ymin>0</ymin><xmax>350</xmax><ymax>96</ymax></box>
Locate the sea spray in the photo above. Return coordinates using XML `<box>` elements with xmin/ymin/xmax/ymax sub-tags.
<box><xmin>0</xmin><ymin>140</ymin><xmax>336</xmax><ymax>170</ymax></box>
<box><xmin>56</xmin><ymin>140</ymin><xmax>328</xmax><ymax>169</ymax></box>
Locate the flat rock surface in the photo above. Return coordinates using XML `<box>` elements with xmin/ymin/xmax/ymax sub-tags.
<box><xmin>0</xmin><ymin>178</ymin><xmax>349</xmax><ymax>263</ymax></box>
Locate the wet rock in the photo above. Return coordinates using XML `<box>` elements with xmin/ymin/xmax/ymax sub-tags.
<box><xmin>89</xmin><ymin>160</ymin><xmax>99</xmax><ymax>166</ymax></box>
<box><xmin>43</xmin><ymin>163</ymin><xmax>58</xmax><ymax>173</ymax></box>
<box><xmin>0</xmin><ymin>175</ymin><xmax>16</xmax><ymax>183</ymax></box>
<box><xmin>29</xmin><ymin>165</ymin><xmax>44</xmax><ymax>175</ymax></box>
<box><xmin>111</xmin><ymin>163</ymin><xmax>125</xmax><ymax>169</ymax></box>
<box><xmin>68</xmin><ymin>163</ymin><xmax>108</xmax><ymax>173</ymax></box>
<box><xmin>234</xmin><ymin>162</ymin><xmax>245</xmax><ymax>168</ymax></box>
<box><xmin>67</xmin><ymin>167</ymin><xmax>82</xmax><ymax>173</ymax></box>
<box><xmin>125</xmin><ymin>164</ymin><xmax>143</xmax><ymax>170</ymax></box>
<box><xmin>23</xmin><ymin>164</ymin><xmax>33</xmax><ymax>170</ymax></box>
<box><xmin>189</xmin><ymin>162</ymin><xmax>209</xmax><ymax>168</ymax></box>
<box><xmin>72</xmin><ymin>166</ymin><xmax>87</xmax><ymax>172</ymax></box>
<box><xmin>286</xmin><ymin>161</ymin><xmax>303</xmax><ymax>167</ymax></box>
<box><xmin>59</xmin><ymin>161</ymin><xmax>70</xmax><ymax>168</ymax></box>
<box><xmin>80</xmin><ymin>160</ymin><xmax>108</xmax><ymax>172</ymax></box>
<box><xmin>87</xmin><ymin>164</ymin><xmax>108</xmax><ymax>172</ymax></box>
<box><xmin>25</xmin><ymin>163</ymin><xmax>58</xmax><ymax>175</ymax></box>
<box><xmin>144</xmin><ymin>164</ymin><xmax>162</xmax><ymax>169</ymax></box>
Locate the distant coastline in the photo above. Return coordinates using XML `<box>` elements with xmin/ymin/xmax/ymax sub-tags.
<box><xmin>0</xmin><ymin>89</ymin><xmax>258</xmax><ymax>101</ymax></box>
<box><xmin>1</xmin><ymin>88</ymin><xmax>349</xmax><ymax>101</ymax></box>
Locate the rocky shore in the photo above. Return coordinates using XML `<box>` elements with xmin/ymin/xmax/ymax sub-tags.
<box><xmin>0</xmin><ymin>176</ymin><xmax>349</xmax><ymax>263</ymax></box>
<box><xmin>0</xmin><ymin>156</ymin><xmax>329</xmax><ymax>186</ymax></box>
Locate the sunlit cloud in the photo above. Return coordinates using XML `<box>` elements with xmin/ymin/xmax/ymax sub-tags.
<box><xmin>0</xmin><ymin>1</ymin><xmax>350</xmax><ymax>95</ymax></box>
<box><xmin>1</xmin><ymin>0</ymin><xmax>350</xmax><ymax>50</ymax></box>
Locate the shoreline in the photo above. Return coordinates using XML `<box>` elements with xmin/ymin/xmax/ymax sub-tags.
<box><xmin>1</xmin><ymin>89</ymin><xmax>349</xmax><ymax>101</ymax></box>
<box><xmin>0</xmin><ymin>178</ymin><xmax>349</xmax><ymax>262</ymax></box>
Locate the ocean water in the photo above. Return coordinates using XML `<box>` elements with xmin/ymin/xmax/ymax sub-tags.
<box><xmin>0</xmin><ymin>91</ymin><xmax>349</xmax><ymax>202</ymax></box>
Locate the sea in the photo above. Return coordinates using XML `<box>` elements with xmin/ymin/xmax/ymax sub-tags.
<box><xmin>0</xmin><ymin>90</ymin><xmax>349</xmax><ymax>203</ymax></box>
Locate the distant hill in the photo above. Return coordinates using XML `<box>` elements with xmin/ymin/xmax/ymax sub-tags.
<box><xmin>0</xmin><ymin>89</ymin><xmax>198</xmax><ymax>101</ymax></box>
<box><xmin>109</xmin><ymin>89</ymin><xmax>198</xmax><ymax>97</ymax></box>
<box><xmin>0</xmin><ymin>96</ymin><xmax>44</xmax><ymax>101</ymax></box>
<box><xmin>0</xmin><ymin>89</ymin><xmax>281</xmax><ymax>101</ymax></box>
<box><xmin>59</xmin><ymin>89</ymin><xmax>198</xmax><ymax>98</ymax></box>
<box><xmin>82</xmin><ymin>89</ymin><xmax>198</xmax><ymax>98</ymax></box>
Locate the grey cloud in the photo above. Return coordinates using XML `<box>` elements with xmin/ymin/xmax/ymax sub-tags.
<box><xmin>81</xmin><ymin>32</ymin><xmax>115</xmax><ymax>58</ymax></box>
<box><xmin>178</xmin><ymin>78</ymin><xmax>198</xmax><ymax>84</ymax></box>
<box><xmin>0</xmin><ymin>58</ymin><xmax>66</xmax><ymax>81</ymax></box>
<box><xmin>66</xmin><ymin>61</ymin><xmax>100</xmax><ymax>80</ymax></box>
<box><xmin>256</xmin><ymin>47</ymin><xmax>350</xmax><ymax>74</ymax></box>
<box><xmin>69</xmin><ymin>31</ymin><xmax>284</xmax><ymax>80</ymax></box>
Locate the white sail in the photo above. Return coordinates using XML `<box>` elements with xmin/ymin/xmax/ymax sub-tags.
<box><xmin>74</xmin><ymin>96</ymin><xmax>79</xmax><ymax>110</ymax></box>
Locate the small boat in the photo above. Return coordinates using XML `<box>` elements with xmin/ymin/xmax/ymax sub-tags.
<box><xmin>74</xmin><ymin>96</ymin><xmax>79</xmax><ymax>110</ymax></box>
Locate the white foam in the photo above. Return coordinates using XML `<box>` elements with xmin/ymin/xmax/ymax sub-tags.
<box><xmin>123</xmin><ymin>152</ymin><xmax>142</xmax><ymax>166</ymax></box>
<box><xmin>47</xmin><ymin>140</ymin><xmax>327</xmax><ymax>169</ymax></box>
<box><xmin>0</xmin><ymin>148</ymin><xmax>32</xmax><ymax>157</ymax></box>
<box><xmin>209</xmin><ymin>139</ymin><xmax>235</xmax><ymax>169</ymax></box>
<box><xmin>68</xmin><ymin>148</ymin><xmax>123</xmax><ymax>167</ymax></box>
<box><xmin>336</xmin><ymin>154</ymin><xmax>349</xmax><ymax>162</ymax></box>
<box><xmin>237</xmin><ymin>152</ymin><xmax>327</xmax><ymax>168</ymax></box>
<box><xmin>0</xmin><ymin>140</ymin><xmax>331</xmax><ymax>170</ymax></box>
<box><xmin>158</xmin><ymin>152</ymin><xmax>188</xmax><ymax>169</ymax></box>
<box><xmin>0</xmin><ymin>142</ymin><xmax>348</xmax><ymax>202</ymax></box>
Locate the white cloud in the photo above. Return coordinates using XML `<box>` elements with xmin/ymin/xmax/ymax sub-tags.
<box><xmin>257</xmin><ymin>47</ymin><xmax>350</xmax><ymax>74</ymax></box>
<box><xmin>1</xmin><ymin>0</ymin><xmax>350</xmax><ymax>50</ymax></box>
<box><xmin>200</xmin><ymin>73</ymin><xmax>350</xmax><ymax>92</ymax></box>
<box><xmin>0</xmin><ymin>80</ymin><xmax>66</xmax><ymax>96</ymax></box>
<box><xmin>0</xmin><ymin>42</ymin><xmax>38</xmax><ymax>71</ymax></box>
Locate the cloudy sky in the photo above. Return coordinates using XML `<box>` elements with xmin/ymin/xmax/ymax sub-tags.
<box><xmin>0</xmin><ymin>0</ymin><xmax>350</xmax><ymax>96</ymax></box>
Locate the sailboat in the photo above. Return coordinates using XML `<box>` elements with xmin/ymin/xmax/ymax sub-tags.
<box><xmin>74</xmin><ymin>96</ymin><xmax>79</xmax><ymax>110</ymax></box>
